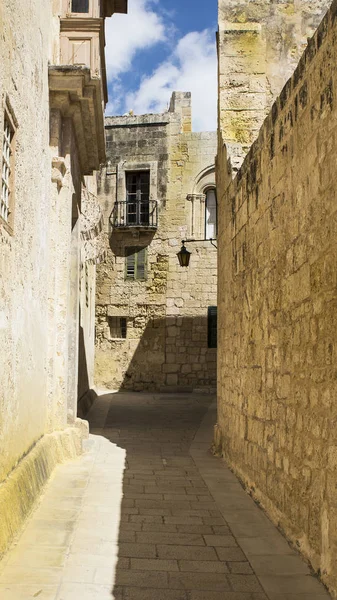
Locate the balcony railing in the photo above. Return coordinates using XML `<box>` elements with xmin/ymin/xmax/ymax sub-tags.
<box><xmin>111</xmin><ymin>200</ymin><xmax>158</xmax><ymax>230</ymax></box>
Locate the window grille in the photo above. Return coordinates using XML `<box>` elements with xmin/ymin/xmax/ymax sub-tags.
<box><xmin>125</xmin><ymin>247</ymin><xmax>147</xmax><ymax>281</ymax></box>
<box><xmin>208</xmin><ymin>306</ymin><xmax>217</xmax><ymax>349</ymax></box>
<box><xmin>72</xmin><ymin>0</ymin><xmax>89</xmax><ymax>12</ymax></box>
<box><xmin>1</xmin><ymin>114</ymin><xmax>13</xmax><ymax>224</ymax></box>
<box><xmin>109</xmin><ymin>317</ymin><xmax>127</xmax><ymax>339</ymax></box>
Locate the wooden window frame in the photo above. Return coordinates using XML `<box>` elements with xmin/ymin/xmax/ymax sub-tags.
<box><xmin>125</xmin><ymin>246</ymin><xmax>148</xmax><ymax>281</ymax></box>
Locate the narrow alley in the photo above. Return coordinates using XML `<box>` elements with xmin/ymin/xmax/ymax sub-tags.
<box><xmin>0</xmin><ymin>392</ymin><xmax>331</xmax><ymax>600</ymax></box>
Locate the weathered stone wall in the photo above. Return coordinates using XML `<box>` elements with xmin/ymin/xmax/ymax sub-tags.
<box><xmin>0</xmin><ymin>0</ymin><xmax>55</xmax><ymax>484</ymax></box>
<box><xmin>95</xmin><ymin>94</ymin><xmax>217</xmax><ymax>391</ymax></box>
<box><xmin>0</xmin><ymin>0</ymin><xmax>113</xmax><ymax>555</ymax></box>
<box><xmin>218</xmin><ymin>0</ymin><xmax>331</xmax><ymax>171</ymax></box>
<box><xmin>217</xmin><ymin>2</ymin><xmax>337</xmax><ymax>595</ymax></box>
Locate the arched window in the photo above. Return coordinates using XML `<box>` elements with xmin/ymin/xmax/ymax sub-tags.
<box><xmin>205</xmin><ymin>188</ymin><xmax>217</xmax><ymax>239</ymax></box>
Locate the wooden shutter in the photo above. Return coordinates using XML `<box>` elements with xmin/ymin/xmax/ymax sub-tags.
<box><xmin>125</xmin><ymin>247</ymin><xmax>136</xmax><ymax>279</ymax></box>
<box><xmin>136</xmin><ymin>248</ymin><xmax>147</xmax><ymax>280</ymax></box>
<box><xmin>208</xmin><ymin>306</ymin><xmax>217</xmax><ymax>348</ymax></box>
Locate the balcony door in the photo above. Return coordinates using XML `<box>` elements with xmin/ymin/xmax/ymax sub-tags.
<box><xmin>126</xmin><ymin>171</ymin><xmax>150</xmax><ymax>226</ymax></box>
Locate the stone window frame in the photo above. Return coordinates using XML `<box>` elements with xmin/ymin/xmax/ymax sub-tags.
<box><xmin>1</xmin><ymin>98</ymin><xmax>17</xmax><ymax>235</ymax></box>
<box><xmin>108</xmin><ymin>316</ymin><xmax>127</xmax><ymax>340</ymax></box>
<box><xmin>204</xmin><ymin>186</ymin><xmax>217</xmax><ymax>240</ymax></box>
<box><xmin>116</xmin><ymin>160</ymin><xmax>158</xmax><ymax>206</ymax></box>
<box><xmin>187</xmin><ymin>164</ymin><xmax>216</xmax><ymax>239</ymax></box>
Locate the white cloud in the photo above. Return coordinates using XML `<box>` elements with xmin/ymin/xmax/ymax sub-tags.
<box><xmin>105</xmin><ymin>1</ymin><xmax>217</xmax><ymax>131</ymax></box>
<box><xmin>125</xmin><ymin>30</ymin><xmax>217</xmax><ymax>131</ymax></box>
<box><xmin>105</xmin><ymin>0</ymin><xmax>166</xmax><ymax>79</ymax></box>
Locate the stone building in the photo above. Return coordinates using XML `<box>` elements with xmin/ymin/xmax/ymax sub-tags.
<box><xmin>95</xmin><ymin>92</ymin><xmax>217</xmax><ymax>392</ymax></box>
<box><xmin>216</xmin><ymin>0</ymin><xmax>337</xmax><ymax>595</ymax></box>
<box><xmin>0</xmin><ymin>0</ymin><xmax>127</xmax><ymax>557</ymax></box>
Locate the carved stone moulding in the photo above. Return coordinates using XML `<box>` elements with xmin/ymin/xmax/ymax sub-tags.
<box><xmin>49</xmin><ymin>65</ymin><xmax>106</xmax><ymax>175</ymax></box>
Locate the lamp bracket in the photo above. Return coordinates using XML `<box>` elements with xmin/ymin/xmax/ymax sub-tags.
<box><xmin>182</xmin><ymin>238</ymin><xmax>217</xmax><ymax>249</ymax></box>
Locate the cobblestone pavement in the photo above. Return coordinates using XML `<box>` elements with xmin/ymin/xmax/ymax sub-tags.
<box><xmin>0</xmin><ymin>392</ymin><xmax>332</xmax><ymax>599</ymax></box>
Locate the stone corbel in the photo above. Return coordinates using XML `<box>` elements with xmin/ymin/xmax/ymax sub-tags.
<box><xmin>51</xmin><ymin>157</ymin><xmax>67</xmax><ymax>191</ymax></box>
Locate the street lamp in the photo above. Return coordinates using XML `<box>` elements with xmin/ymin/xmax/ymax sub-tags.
<box><xmin>177</xmin><ymin>242</ymin><xmax>192</xmax><ymax>267</ymax></box>
<box><xmin>177</xmin><ymin>238</ymin><xmax>217</xmax><ymax>267</ymax></box>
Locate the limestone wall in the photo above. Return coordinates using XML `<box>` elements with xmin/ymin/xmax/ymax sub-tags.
<box><xmin>0</xmin><ymin>0</ymin><xmax>55</xmax><ymax>484</ymax></box>
<box><xmin>218</xmin><ymin>0</ymin><xmax>331</xmax><ymax>170</ymax></box>
<box><xmin>0</xmin><ymin>0</ymin><xmax>109</xmax><ymax>556</ymax></box>
<box><xmin>216</xmin><ymin>1</ymin><xmax>337</xmax><ymax>594</ymax></box>
<box><xmin>95</xmin><ymin>95</ymin><xmax>217</xmax><ymax>391</ymax></box>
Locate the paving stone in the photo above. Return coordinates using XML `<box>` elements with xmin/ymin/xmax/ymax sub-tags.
<box><xmin>204</xmin><ymin>535</ymin><xmax>237</xmax><ymax>547</ymax></box>
<box><xmin>130</xmin><ymin>558</ymin><xmax>179</xmax><ymax>571</ymax></box>
<box><xmin>115</xmin><ymin>570</ymin><xmax>169</xmax><ymax>588</ymax></box>
<box><xmin>259</xmin><ymin>574</ymin><xmax>331</xmax><ymax>594</ymax></box>
<box><xmin>176</xmin><ymin>525</ymin><xmax>214</xmax><ymax>534</ymax></box>
<box><xmin>165</xmin><ymin>517</ymin><xmax>203</xmax><ymax>525</ymax></box>
<box><xmin>216</xmin><ymin>547</ymin><xmax>247</xmax><ymax>562</ymax></box>
<box><xmin>118</xmin><ymin>543</ymin><xmax>156</xmax><ymax>558</ymax></box>
<box><xmin>179</xmin><ymin>560</ymin><xmax>229</xmax><ymax>573</ymax></box>
<box><xmin>266</xmin><ymin>595</ymin><xmax>330</xmax><ymax>600</ymax></box>
<box><xmin>188</xmin><ymin>593</ymin><xmax>268</xmax><ymax>600</ymax></box>
<box><xmin>237</xmin><ymin>536</ymin><xmax>296</xmax><ymax>556</ymax></box>
<box><xmin>0</xmin><ymin>566</ymin><xmax>63</xmax><ymax>585</ymax></box>
<box><xmin>229</xmin><ymin>562</ymin><xmax>254</xmax><ymax>574</ymax></box>
<box><xmin>122</xmin><ymin>588</ymin><xmax>188</xmax><ymax>600</ymax></box>
<box><xmin>6</xmin><ymin>545</ymin><xmax>67</xmax><ymax>568</ymax></box>
<box><xmin>157</xmin><ymin>545</ymin><xmax>218</xmax><ymax>561</ymax></box>
<box><xmin>56</xmin><ymin>582</ymin><xmax>113</xmax><ymax>599</ymax></box>
<box><xmin>228</xmin><ymin>574</ymin><xmax>264</xmax><ymax>592</ymax></box>
<box><xmin>0</xmin><ymin>585</ymin><xmax>58</xmax><ymax>600</ymax></box>
<box><xmin>136</xmin><ymin>532</ymin><xmax>206</xmax><ymax>545</ymax></box>
<box><xmin>169</xmin><ymin>571</ymin><xmax>231</xmax><ymax>591</ymax></box>
<box><xmin>248</xmin><ymin>554</ymin><xmax>311</xmax><ymax>575</ymax></box>
<box><xmin>141</xmin><ymin>523</ymin><xmax>178</xmax><ymax>533</ymax></box>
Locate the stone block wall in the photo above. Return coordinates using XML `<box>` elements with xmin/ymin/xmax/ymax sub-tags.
<box><xmin>95</xmin><ymin>95</ymin><xmax>217</xmax><ymax>392</ymax></box>
<box><xmin>217</xmin><ymin>2</ymin><xmax>337</xmax><ymax>594</ymax></box>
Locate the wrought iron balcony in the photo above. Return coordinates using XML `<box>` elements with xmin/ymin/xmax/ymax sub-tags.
<box><xmin>111</xmin><ymin>200</ymin><xmax>158</xmax><ymax>230</ymax></box>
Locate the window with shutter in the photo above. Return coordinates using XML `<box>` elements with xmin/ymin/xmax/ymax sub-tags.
<box><xmin>208</xmin><ymin>306</ymin><xmax>217</xmax><ymax>348</ymax></box>
<box><xmin>125</xmin><ymin>247</ymin><xmax>147</xmax><ymax>281</ymax></box>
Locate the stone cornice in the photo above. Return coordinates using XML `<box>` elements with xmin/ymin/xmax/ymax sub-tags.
<box><xmin>60</xmin><ymin>17</ymin><xmax>104</xmax><ymax>32</ymax></box>
<box><xmin>49</xmin><ymin>66</ymin><xmax>106</xmax><ymax>175</ymax></box>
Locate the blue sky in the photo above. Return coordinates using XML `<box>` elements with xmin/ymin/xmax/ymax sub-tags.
<box><xmin>105</xmin><ymin>0</ymin><xmax>218</xmax><ymax>131</ymax></box>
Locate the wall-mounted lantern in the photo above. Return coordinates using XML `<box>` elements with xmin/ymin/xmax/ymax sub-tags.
<box><xmin>177</xmin><ymin>238</ymin><xmax>217</xmax><ymax>267</ymax></box>
<box><xmin>177</xmin><ymin>242</ymin><xmax>192</xmax><ymax>268</ymax></box>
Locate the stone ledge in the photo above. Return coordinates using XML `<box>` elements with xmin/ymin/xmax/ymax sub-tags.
<box><xmin>49</xmin><ymin>66</ymin><xmax>105</xmax><ymax>175</ymax></box>
<box><xmin>0</xmin><ymin>426</ymin><xmax>86</xmax><ymax>559</ymax></box>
